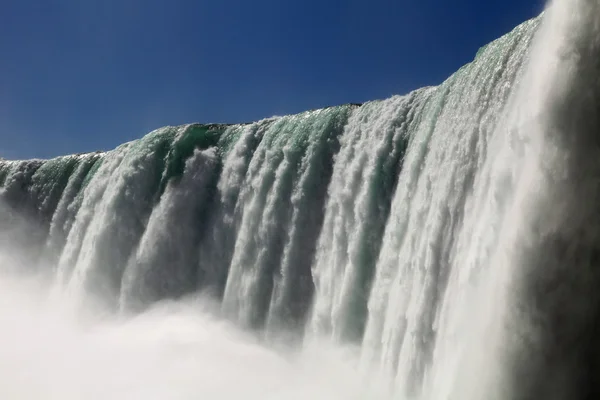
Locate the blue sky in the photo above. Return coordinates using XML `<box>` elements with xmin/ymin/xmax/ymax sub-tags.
<box><xmin>1</xmin><ymin>0</ymin><xmax>544</xmax><ymax>159</ymax></box>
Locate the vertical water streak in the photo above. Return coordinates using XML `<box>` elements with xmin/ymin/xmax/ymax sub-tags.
<box><xmin>0</xmin><ymin>160</ymin><xmax>45</xmax><ymax>266</ymax></box>
<box><xmin>44</xmin><ymin>154</ymin><xmax>103</xmax><ymax>265</ymax></box>
<box><xmin>120</xmin><ymin>148</ymin><xmax>219</xmax><ymax>310</ymax></box>
<box><xmin>222</xmin><ymin>109</ymin><xmax>347</xmax><ymax>329</ymax></box>
<box><xmin>310</xmin><ymin>94</ymin><xmax>431</xmax><ymax>342</ymax></box>
<box><xmin>28</xmin><ymin>157</ymin><xmax>80</xmax><ymax>224</ymax></box>
<box><xmin>196</xmin><ymin>121</ymin><xmax>270</xmax><ymax>296</ymax></box>
<box><xmin>266</xmin><ymin>105</ymin><xmax>351</xmax><ymax>336</ymax></box>
<box><xmin>60</xmin><ymin>128</ymin><xmax>176</xmax><ymax>306</ymax></box>
<box><xmin>0</xmin><ymin>160</ymin><xmax>44</xmax><ymax>211</ymax></box>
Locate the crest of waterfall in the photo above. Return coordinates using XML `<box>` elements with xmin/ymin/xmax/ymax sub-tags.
<box><xmin>3</xmin><ymin>2</ymin><xmax>600</xmax><ymax>398</ymax></box>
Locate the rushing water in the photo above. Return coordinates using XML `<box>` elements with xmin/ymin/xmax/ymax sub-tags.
<box><xmin>2</xmin><ymin>0</ymin><xmax>600</xmax><ymax>398</ymax></box>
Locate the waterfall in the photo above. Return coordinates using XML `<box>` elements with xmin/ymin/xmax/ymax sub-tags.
<box><xmin>1</xmin><ymin>1</ymin><xmax>600</xmax><ymax>398</ymax></box>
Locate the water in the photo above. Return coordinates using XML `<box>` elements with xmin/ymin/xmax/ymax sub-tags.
<box><xmin>0</xmin><ymin>273</ymin><xmax>383</xmax><ymax>400</ymax></box>
<box><xmin>2</xmin><ymin>0</ymin><xmax>600</xmax><ymax>398</ymax></box>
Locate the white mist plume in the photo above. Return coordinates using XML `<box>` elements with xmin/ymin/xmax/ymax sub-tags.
<box><xmin>0</xmin><ymin>269</ymin><xmax>391</xmax><ymax>400</ymax></box>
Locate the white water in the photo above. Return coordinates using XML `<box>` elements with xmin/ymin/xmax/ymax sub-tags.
<box><xmin>310</xmin><ymin>93</ymin><xmax>431</xmax><ymax>342</ymax></box>
<box><xmin>0</xmin><ymin>270</ymin><xmax>390</xmax><ymax>400</ymax></box>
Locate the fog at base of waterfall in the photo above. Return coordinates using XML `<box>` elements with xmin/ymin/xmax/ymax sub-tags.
<box><xmin>0</xmin><ymin>267</ymin><xmax>391</xmax><ymax>400</ymax></box>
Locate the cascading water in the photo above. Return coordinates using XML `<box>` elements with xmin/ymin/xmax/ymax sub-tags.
<box><xmin>1</xmin><ymin>0</ymin><xmax>599</xmax><ymax>398</ymax></box>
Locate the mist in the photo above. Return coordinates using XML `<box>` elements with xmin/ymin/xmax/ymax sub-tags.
<box><xmin>0</xmin><ymin>267</ymin><xmax>391</xmax><ymax>400</ymax></box>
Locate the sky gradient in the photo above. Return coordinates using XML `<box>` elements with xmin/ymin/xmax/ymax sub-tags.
<box><xmin>1</xmin><ymin>0</ymin><xmax>545</xmax><ymax>159</ymax></box>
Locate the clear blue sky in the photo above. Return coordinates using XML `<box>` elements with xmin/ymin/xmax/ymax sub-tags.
<box><xmin>1</xmin><ymin>0</ymin><xmax>544</xmax><ymax>159</ymax></box>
